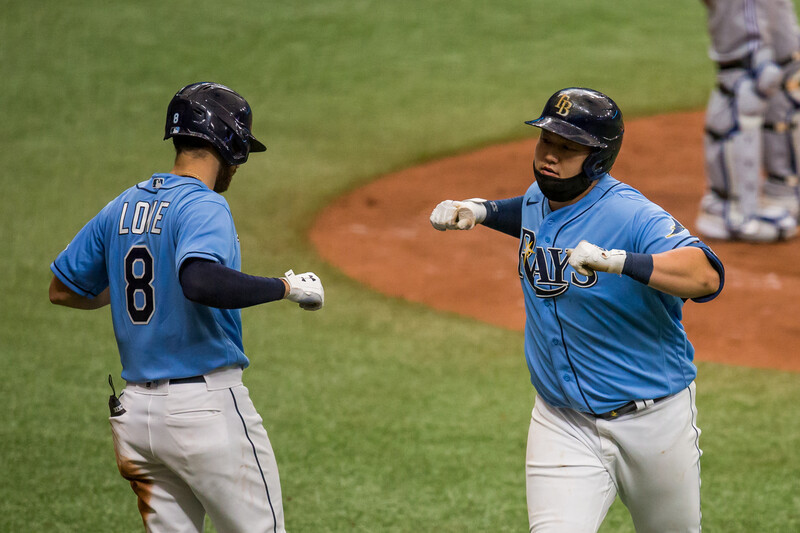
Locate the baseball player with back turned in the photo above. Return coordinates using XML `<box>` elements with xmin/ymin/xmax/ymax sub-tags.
<box><xmin>430</xmin><ymin>88</ymin><xmax>725</xmax><ymax>532</ymax></box>
<box><xmin>49</xmin><ymin>82</ymin><xmax>324</xmax><ymax>533</ymax></box>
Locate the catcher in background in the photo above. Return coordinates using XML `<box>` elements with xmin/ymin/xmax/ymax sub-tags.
<box><xmin>49</xmin><ymin>82</ymin><xmax>324</xmax><ymax>532</ymax></box>
<box><xmin>430</xmin><ymin>88</ymin><xmax>724</xmax><ymax>532</ymax></box>
<box><xmin>697</xmin><ymin>0</ymin><xmax>800</xmax><ymax>241</ymax></box>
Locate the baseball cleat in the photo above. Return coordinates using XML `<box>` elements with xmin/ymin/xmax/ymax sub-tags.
<box><xmin>761</xmin><ymin>192</ymin><xmax>800</xmax><ymax>222</ymax></box>
<box><xmin>695</xmin><ymin>195</ymin><xmax>798</xmax><ymax>242</ymax></box>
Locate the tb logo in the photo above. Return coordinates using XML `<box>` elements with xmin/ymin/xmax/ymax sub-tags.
<box><xmin>555</xmin><ymin>95</ymin><xmax>573</xmax><ymax>116</ymax></box>
<box><xmin>518</xmin><ymin>229</ymin><xmax>596</xmax><ymax>297</ymax></box>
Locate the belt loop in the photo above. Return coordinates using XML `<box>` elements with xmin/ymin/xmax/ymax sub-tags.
<box><xmin>635</xmin><ymin>399</ymin><xmax>655</xmax><ymax>411</ymax></box>
<box><xmin>203</xmin><ymin>366</ymin><xmax>244</xmax><ymax>391</ymax></box>
<box><xmin>127</xmin><ymin>379</ymin><xmax>169</xmax><ymax>395</ymax></box>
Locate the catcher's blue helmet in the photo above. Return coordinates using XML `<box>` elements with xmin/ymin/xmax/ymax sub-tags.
<box><xmin>164</xmin><ymin>82</ymin><xmax>266</xmax><ymax>166</ymax></box>
<box><xmin>525</xmin><ymin>87</ymin><xmax>624</xmax><ymax>180</ymax></box>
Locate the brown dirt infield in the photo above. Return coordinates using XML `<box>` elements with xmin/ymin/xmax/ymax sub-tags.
<box><xmin>310</xmin><ymin>111</ymin><xmax>800</xmax><ymax>372</ymax></box>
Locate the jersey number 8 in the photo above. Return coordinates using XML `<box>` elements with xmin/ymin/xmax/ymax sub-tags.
<box><xmin>124</xmin><ymin>245</ymin><xmax>155</xmax><ymax>325</ymax></box>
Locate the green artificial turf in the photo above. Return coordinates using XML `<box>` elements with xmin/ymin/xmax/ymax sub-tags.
<box><xmin>2</xmin><ymin>1</ymin><xmax>798</xmax><ymax>531</ymax></box>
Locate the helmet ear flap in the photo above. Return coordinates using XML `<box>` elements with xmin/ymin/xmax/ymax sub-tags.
<box><xmin>582</xmin><ymin>144</ymin><xmax>621</xmax><ymax>180</ymax></box>
<box><xmin>583</xmin><ymin>151</ymin><xmax>607</xmax><ymax>180</ymax></box>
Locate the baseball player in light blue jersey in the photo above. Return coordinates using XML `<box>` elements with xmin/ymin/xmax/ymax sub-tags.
<box><xmin>430</xmin><ymin>88</ymin><xmax>725</xmax><ymax>532</ymax></box>
<box><xmin>49</xmin><ymin>82</ymin><xmax>324</xmax><ymax>533</ymax></box>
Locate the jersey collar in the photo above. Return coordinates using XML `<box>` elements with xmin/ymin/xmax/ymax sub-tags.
<box><xmin>542</xmin><ymin>173</ymin><xmax>619</xmax><ymax>216</ymax></box>
<box><xmin>137</xmin><ymin>173</ymin><xmax>210</xmax><ymax>193</ymax></box>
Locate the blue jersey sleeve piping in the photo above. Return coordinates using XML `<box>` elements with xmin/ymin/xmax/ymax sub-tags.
<box><xmin>687</xmin><ymin>242</ymin><xmax>725</xmax><ymax>303</ymax></box>
<box><xmin>50</xmin><ymin>262</ymin><xmax>98</xmax><ymax>297</ymax></box>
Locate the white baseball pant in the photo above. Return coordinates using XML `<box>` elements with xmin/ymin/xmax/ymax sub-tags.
<box><xmin>109</xmin><ymin>366</ymin><xmax>285</xmax><ymax>533</ymax></box>
<box><xmin>526</xmin><ymin>383</ymin><xmax>702</xmax><ymax>532</ymax></box>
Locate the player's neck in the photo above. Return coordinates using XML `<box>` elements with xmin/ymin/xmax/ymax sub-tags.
<box><xmin>171</xmin><ymin>151</ymin><xmax>222</xmax><ymax>191</ymax></box>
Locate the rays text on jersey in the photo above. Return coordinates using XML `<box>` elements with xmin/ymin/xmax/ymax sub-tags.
<box><xmin>518</xmin><ymin>228</ymin><xmax>597</xmax><ymax>297</ymax></box>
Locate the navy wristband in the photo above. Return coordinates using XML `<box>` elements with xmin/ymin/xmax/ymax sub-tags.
<box><xmin>621</xmin><ymin>252</ymin><xmax>654</xmax><ymax>285</ymax></box>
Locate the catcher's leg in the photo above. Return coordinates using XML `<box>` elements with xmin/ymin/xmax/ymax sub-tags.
<box><xmin>525</xmin><ymin>397</ymin><xmax>616</xmax><ymax>533</ymax></box>
<box><xmin>697</xmin><ymin>62</ymin><xmax>797</xmax><ymax>241</ymax></box>
<box><xmin>763</xmin><ymin>57</ymin><xmax>800</xmax><ymax>219</ymax></box>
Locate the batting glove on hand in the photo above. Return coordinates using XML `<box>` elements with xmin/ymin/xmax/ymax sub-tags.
<box><xmin>283</xmin><ymin>270</ymin><xmax>324</xmax><ymax>311</ymax></box>
<box><xmin>566</xmin><ymin>240</ymin><xmax>626</xmax><ymax>276</ymax></box>
<box><xmin>429</xmin><ymin>199</ymin><xmax>487</xmax><ymax>231</ymax></box>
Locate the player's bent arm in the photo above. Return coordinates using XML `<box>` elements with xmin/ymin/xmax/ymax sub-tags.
<box><xmin>567</xmin><ymin>241</ymin><xmax>723</xmax><ymax>300</ymax></box>
<box><xmin>180</xmin><ymin>259</ymin><xmax>288</xmax><ymax>309</ymax></box>
<box><xmin>648</xmin><ymin>246</ymin><xmax>721</xmax><ymax>300</ymax></box>
<box><xmin>179</xmin><ymin>259</ymin><xmax>324</xmax><ymax>310</ymax></box>
<box><xmin>49</xmin><ymin>276</ymin><xmax>110</xmax><ymax>309</ymax></box>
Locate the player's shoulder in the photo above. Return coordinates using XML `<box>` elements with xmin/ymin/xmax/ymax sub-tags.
<box><xmin>602</xmin><ymin>177</ymin><xmax>649</xmax><ymax>203</ymax></box>
<box><xmin>600</xmin><ymin>177</ymin><xmax>667</xmax><ymax>217</ymax></box>
<box><xmin>523</xmin><ymin>180</ymin><xmax>541</xmax><ymax>199</ymax></box>
<box><xmin>605</xmin><ymin>179</ymin><xmax>700</xmax><ymax>247</ymax></box>
<box><xmin>577</xmin><ymin>176</ymin><xmax>647</xmax><ymax>218</ymax></box>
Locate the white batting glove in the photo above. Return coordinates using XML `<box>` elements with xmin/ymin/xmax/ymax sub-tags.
<box><xmin>283</xmin><ymin>270</ymin><xmax>324</xmax><ymax>311</ymax></box>
<box><xmin>566</xmin><ymin>240</ymin><xmax>626</xmax><ymax>276</ymax></box>
<box><xmin>429</xmin><ymin>198</ymin><xmax>487</xmax><ymax>231</ymax></box>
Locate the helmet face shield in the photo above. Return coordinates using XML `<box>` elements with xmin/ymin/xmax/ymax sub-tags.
<box><xmin>165</xmin><ymin>82</ymin><xmax>266</xmax><ymax>165</ymax></box>
<box><xmin>526</xmin><ymin>88</ymin><xmax>624</xmax><ymax>179</ymax></box>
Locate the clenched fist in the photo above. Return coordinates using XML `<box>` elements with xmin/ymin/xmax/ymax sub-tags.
<box><xmin>283</xmin><ymin>270</ymin><xmax>325</xmax><ymax>311</ymax></box>
<box><xmin>566</xmin><ymin>240</ymin><xmax>626</xmax><ymax>276</ymax></box>
<box><xmin>430</xmin><ymin>199</ymin><xmax>487</xmax><ymax>231</ymax></box>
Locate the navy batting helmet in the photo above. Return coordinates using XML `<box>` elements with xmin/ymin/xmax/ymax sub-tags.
<box><xmin>525</xmin><ymin>87</ymin><xmax>624</xmax><ymax>180</ymax></box>
<box><xmin>164</xmin><ymin>82</ymin><xmax>266</xmax><ymax>166</ymax></box>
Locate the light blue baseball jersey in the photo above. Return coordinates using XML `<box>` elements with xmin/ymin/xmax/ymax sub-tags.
<box><xmin>517</xmin><ymin>174</ymin><xmax>724</xmax><ymax>414</ymax></box>
<box><xmin>50</xmin><ymin>173</ymin><xmax>249</xmax><ymax>382</ymax></box>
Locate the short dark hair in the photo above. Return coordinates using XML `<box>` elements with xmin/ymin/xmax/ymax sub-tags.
<box><xmin>172</xmin><ymin>135</ymin><xmax>215</xmax><ymax>154</ymax></box>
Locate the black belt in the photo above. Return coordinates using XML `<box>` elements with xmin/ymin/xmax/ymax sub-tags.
<box><xmin>594</xmin><ymin>395</ymin><xmax>670</xmax><ymax>420</ymax></box>
<box><xmin>169</xmin><ymin>375</ymin><xmax>205</xmax><ymax>384</ymax></box>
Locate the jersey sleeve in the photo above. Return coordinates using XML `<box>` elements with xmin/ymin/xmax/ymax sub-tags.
<box><xmin>687</xmin><ymin>242</ymin><xmax>725</xmax><ymax>303</ymax></box>
<box><xmin>631</xmin><ymin>201</ymin><xmax>725</xmax><ymax>303</ymax></box>
<box><xmin>50</xmin><ymin>208</ymin><xmax>110</xmax><ymax>297</ymax></box>
<box><xmin>632</xmin><ymin>202</ymin><xmax>700</xmax><ymax>255</ymax></box>
<box><xmin>174</xmin><ymin>198</ymin><xmax>238</xmax><ymax>271</ymax></box>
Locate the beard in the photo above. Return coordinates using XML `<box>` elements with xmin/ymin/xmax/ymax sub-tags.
<box><xmin>213</xmin><ymin>165</ymin><xmax>237</xmax><ymax>193</ymax></box>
